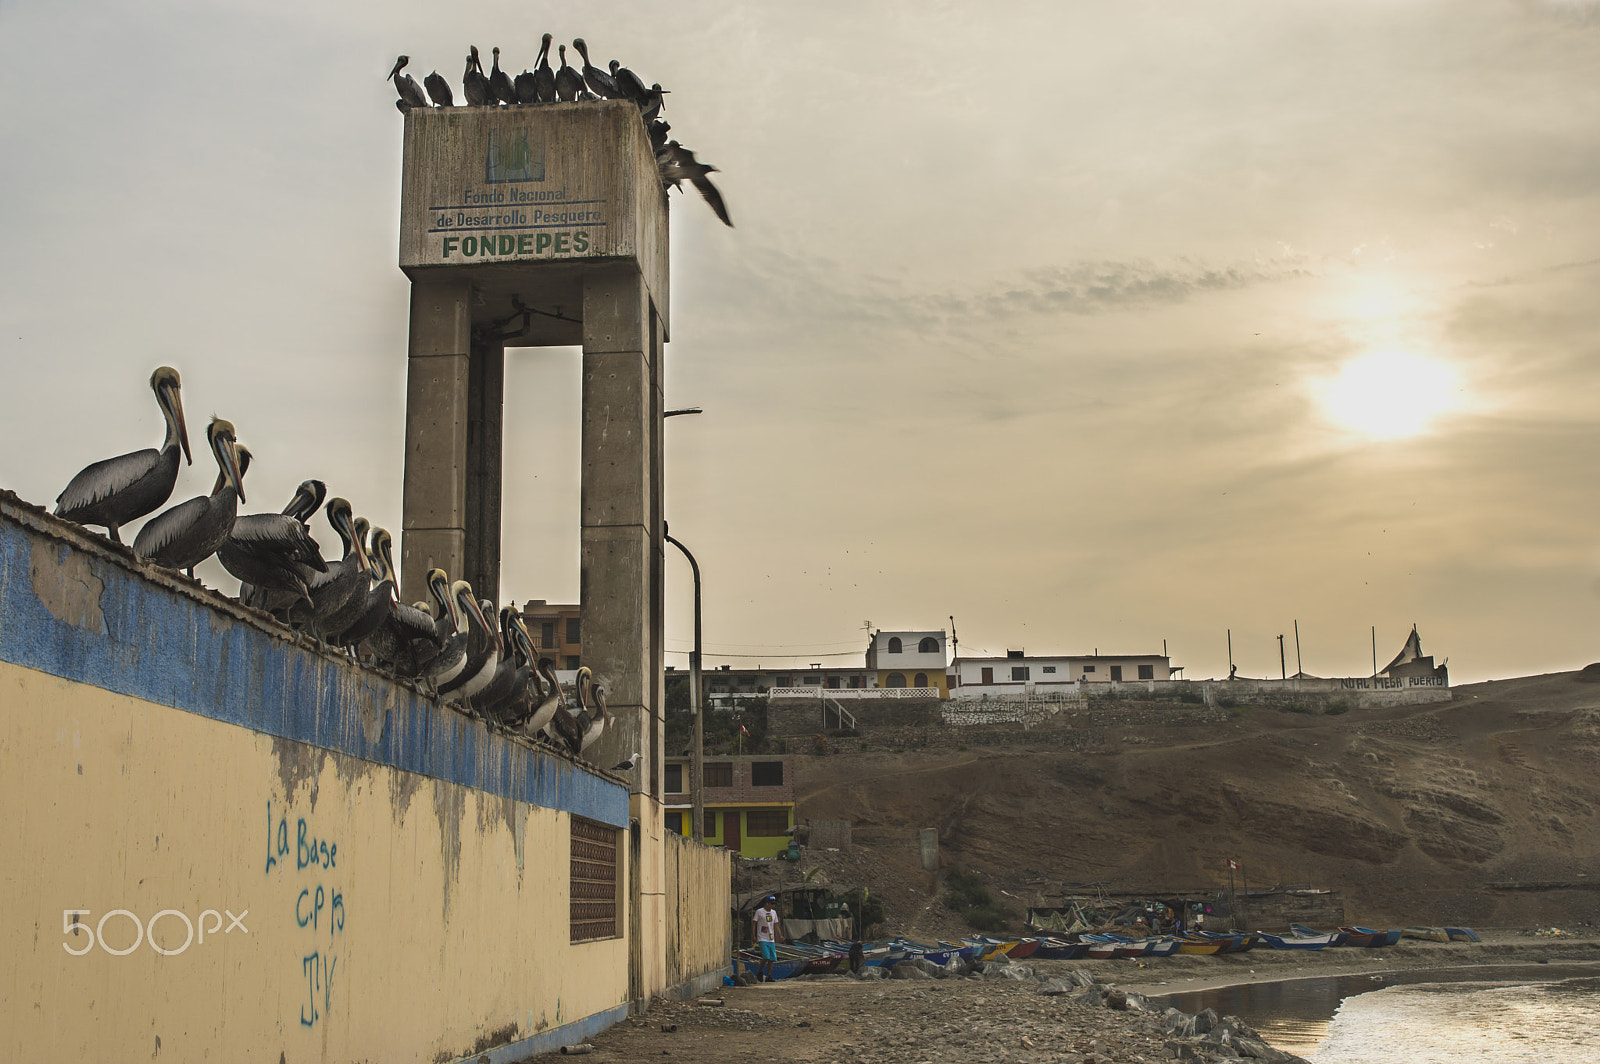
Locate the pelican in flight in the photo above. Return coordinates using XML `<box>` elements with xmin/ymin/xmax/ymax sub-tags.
<box><xmin>658</xmin><ymin>142</ymin><xmax>733</xmax><ymax>227</ymax></box>
<box><xmin>388</xmin><ymin>55</ymin><xmax>428</xmax><ymax>111</ymax></box>
<box><xmin>554</xmin><ymin>45</ymin><xmax>583</xmax><ymax>102</ymax></box>
<box><xmin>55</xmin><ymin>366</ymin><xmax>191</xmax><ymax>542</ymax></box>
<box><xmin>133</xmin><ymin>417</ymin><xmax>244</xmax><ymax>576</ymax></box>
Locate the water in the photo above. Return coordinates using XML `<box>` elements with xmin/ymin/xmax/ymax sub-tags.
<box><xmin>1157</xmin><ymin>965</ymin><xmax>1600</xmax><ymax>1062</ymax></box>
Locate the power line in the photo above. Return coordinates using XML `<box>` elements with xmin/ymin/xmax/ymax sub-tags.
<box><xmin>663</xmin><ymin>649</ymin><xmax>864</xmax><ymax>660</ymax></box>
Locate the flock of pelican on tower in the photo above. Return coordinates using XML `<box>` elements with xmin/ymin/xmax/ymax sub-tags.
<box><xmin>51</xmin><ymin>367</ymin><xmax>612</xmax><ymax>760</ymax></box>
<box><xmin>387</xmin><ymin>37</ymin><xmax>732</xmax><ymax>227</ymax></box>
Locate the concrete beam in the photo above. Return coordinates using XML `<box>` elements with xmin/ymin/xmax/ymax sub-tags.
<box><xmin>465</xmin><ymin>333</ymin><xmax>505</xmax><ymax>603</ymax></box>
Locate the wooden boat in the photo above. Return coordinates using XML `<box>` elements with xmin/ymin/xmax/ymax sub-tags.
<box><xmin>1175</xmin><ymin>937</ymin><xmax>1225</xmax><ymax>956</ymax></box>
<box><xmin>1007</xmin><ymin>938</ymin><xmax>1041</xmax><ymax>960</ymax></box>
<box><xmin>1258</xmin><ymin>930</ymin><xmax>1342</xmax><ymax>950</ymax></box>
<box><xmin>1032</xmin><ymin>937</ymin><xmax>1089</xmax><ymax>960</ymax></box>
<box><xmin>1445</xmin><ymin>927</ymin><xmax>1481</xmax><ymax>942</ymax></box>
<box><xmin>964</xmin><ymin>936</ymin><xmax>1021</xmax><ymax>961</ymax></box>
<box><xmin>1340</xmin><ymin>926</ymin><xmax>1402</xmax><ymax>948</ymax></box>
<box><xmin>735</xmin><ymin>950</ymin><xmax>807</xmax><ymax>980</ymax></box>
<box><xmin>1402</xmin><ymin>926</ymin><xmax>1451</xmax><ymax>942</ymax></box>
<box><xmin>1143</xmin><ymin>937</ymin><xmax>1180</xmax><ymax>957</ymax></box>
<box><xmin>1084</xmin><ymin>939</ymin><xmax>1122</xmax><ymax>959</ymax></box>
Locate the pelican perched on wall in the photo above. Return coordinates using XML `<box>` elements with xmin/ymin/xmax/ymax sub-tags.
<box><xmin>424</xmin><ymin>70</ymin><xmax>454</xmax><ymax>107</ymax></box>
<box><xmin>463</xmin><ymin>46</ymin><xmax>491</xmax><ymax>106</ymax></box>
<box><xmin>531</xmin><ymin>34</ymin><xmax>556</xmax><ymax>103</ymax></box>
<box><xmin>639</xmin><ymin>82</ymin><xmax>668</xmax><ymax>123</ymax></box>
<box><xmin>294</xmin><ymin>498</ymin><xmax>366</xmax><ymax>638</ymax></box>
<box><xmin>318</xmin><ymin>516</ymin><xmax>376</xmax><ymax>644</ymax></box>
<box><xmin>221</xmin><ymin>463</ymin><xmax>327</xmax><ymax>608</ymax></box>
<box><xmin>470</xmin><ymin>607</ymin><xmax>526</xmax><ymax>720</ymax></box>
<box><xmin>55</xmin><ymin>366</ymin><xmax>191</xmax><ymax>543</ymax></box>
<box><xmin>608</xmin><ymin>59</ymin><xmax>649</xmax><ymax>108</ymax></box>
<box><xmin>388</xmin><ymin>55</ymin><xmax>428</xmax><ymax>111</ymax></box>
<box><xmin>514</xmin><ymin>66</ymin><xmax>538</xmax><ymax>105</ymax></box>
<box><xmin>551</xmin><ymin>666</ymin><xmax>611</xmax><ymax>756</ymax></box>
<box><xmin>436</xmin><ymin>580</ymin><xmax>496</xmax><ymax>700</ymax></box>
<box><xmin>363</xmin><ymin>538</ymin><xmax>442</xmax><ymax>676</ymax></box>
<box><xmin>520</xmin><ymin>657</ymin><xmax>566</xmax><ymax>738</ymax></box>
<box><xmin>331</xmin><ymin>525</ymin><xmax>396</xmax><ymax>650</ymax></box>
<box><xmin>487</xmin><ymin>46</ymin><xmax>515</xmax><ymax>105</ymax></box>
<box><xmin>554</xmin><ymin>45</ymin><xmax>583</xmax><ymax>102</ymax></box>
<box><xmin>420</xmin><ymin>569</ymin><xmax>469</xmax><ymax>688</ymax></box>
<box><xmin>571</xmin><ymin>39</ymin><xmax>618</xmax><ymax>98</ymax></box>
<box><xmin>132</xmin><ymin>417</ymin><xmax>243</xmax><ymax>576</ymax></box>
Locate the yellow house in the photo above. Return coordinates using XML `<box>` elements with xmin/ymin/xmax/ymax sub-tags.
<box><xmin>664</xmin><ymin>756</ymin><xmax>795</xmax><ymax>859</ymax></box>
<box><xmin>865</xmin><ymin>629</ymin><xmax>951</xmax><ymax>697</ymax></box>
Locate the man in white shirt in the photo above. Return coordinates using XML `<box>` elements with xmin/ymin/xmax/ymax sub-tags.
<box><xmin>752</xmin><ymin>896</ymin><xmax>784</xmax><ymax>982</ymax></box>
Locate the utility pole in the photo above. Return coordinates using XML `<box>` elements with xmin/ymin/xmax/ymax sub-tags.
<box><xmin>664</xmin><ymin>525</ymin><xmax>704</xmax><ymax>843</ymax></box>
<box><xmin>1277</xmin><ymin>634</ymin><xmax>1286</xmax><ymax>680</ymax></box>
<box><xmin>1372</xmin><ymin>626</ymin><xmax>1378</xmax><ymax>679</ymax></box>
<box><xmin>1293</xmin><ymin>620</ymin><xmax>1302</xmax><ymax>678</ymax></box>
<box><xmin>1227</xmin><ymin>628</ymin><xmax>1234</xmax><ymax>679</ymax></box>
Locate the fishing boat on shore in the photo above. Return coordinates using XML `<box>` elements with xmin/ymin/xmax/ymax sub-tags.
<box><xmin>1259</xmin><ymin>929</ymin><xmax>1345</xmax><ymax>950</ymax></box>
<box><xmin>1031</xmin><ymin>937</ymin><xmax>1089</xmax><ymax>960</ymax></box>
<box><xmin>1340</xmin><ymin>926</ymin><xmax>1403</xmax><ymax>948</ymax></box>
<box><xmin>1445</xmin><ymin>926</ymin><xmax>1481</xmax><ymax>942</ymax></box>
<box><xmin>1402</xmin><ymin>926</ymin><xmax>1451</xmax><ymax>942</ymax></box>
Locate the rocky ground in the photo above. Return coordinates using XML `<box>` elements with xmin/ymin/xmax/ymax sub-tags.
<box><xmin>529</xmin><ymin>936</ymin><xmax>1600</xmax><ymax>1064</ymax></box>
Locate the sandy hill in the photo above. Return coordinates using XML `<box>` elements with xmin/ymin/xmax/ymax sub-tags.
<box><xmin>791</xmin><ymin>668</ymin><xmax>1600</xmax><ymax>930</ymax></box>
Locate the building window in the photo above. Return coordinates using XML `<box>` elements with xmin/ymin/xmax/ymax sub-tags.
<box><xmin>746</xmin><ymin>809</ymin><xmax>790</xmax><ymax>836</ymax></box>
<box><xmin>565</xmin><ymin>655</ymin><xmax>581</xmax><ymax>671</ymax></box>
<box><xmin>1043</xmin><ymin>666</ymin><xmax>1057</xmax><ymax>674</ymax></box>
<box><xmin>541</xmin><ymin>621</ymin><xmax>556</xmax><ymax>649</ymax></box>
<box><xmin>886</xmin><ymin>672</ymin><xmax>906</xmax><ymax>688</ymax></box>
<box><xmin>1110</xmin><ymin>665</ymin><xmax>1123</xmax><ymax>681</ymax></box>
<box><xmin>804</xmin><ymin>674</ymin><xmax>819</xmax><ymax>684</ymax></box>
<box><xmin>704</xmin><ymin>810</ymin><xmax>718</xmax><ymax>836</ymax></box>
<box><xmin>849</xmin><ymin>676</ymin><xmax>864</xmax><ymax>688</ymax></box>
<box><xmin>1011</xmin><ymin>666</ymin><xmax>1031</xmax><ymax>681</ymax></box>
<box><xmin>704</xmin><ymin>762</ymin><xmax>733</xmax><ymax>788</ymax></box>
<box><xmin>751</xmin><ymin>761</ymin><xmax>784</xmax><ymax>787</ymax></box>
<box><xmin>666</xmin><ymin>811</ymin><xmax>684</xmax><ymax>835</ymax></box>
<box><xmin>887</xmin><ymin>637</ymin><xmax>902</xmax><ymax>653</ymax></box>
<box><xmin>566</xmin><ymin>617</ymin><xmax>581</xmax><ymax>644</ymax></box>
<box><xmin>981</xmin><ymin>667</ymin><xmax>993</xmax><ymax>684</ymax></box>
<box><xmin>1138</xmin><ymin>664</ymin><xmax>1154</xmax><ymax>680</ymax></box>
<box><xmin>665</xmin><ymin>763</ymin><xmax>684</xmax><ymax>794</ymax></box>
<box><xmin>1083</xmin><ymin>665</ymin><xmax>1096</xmax><ymax>674</ymax></box>
<box><xmin>570</xmin><ymin>817</ymin><xmax>619</xmax><ymax>942</ymax></box>
<box><xmin>919</xmin><ymin>637</ymin><xmax>938</xmax><ymax>653</ymax></box>
<box><xmin>776</xmin><ymin>675</ymin><xmax>790</xmax><ymax>687</ymax></box>
<box><xmin>827</xmin><ymin>676</ymin><xmax>841</xmax><ymax>689</ymax></box>
<box><xmin>913</xmin><ymin>673</ymin><xmax>928</xmax><ymax>687</ymax></box>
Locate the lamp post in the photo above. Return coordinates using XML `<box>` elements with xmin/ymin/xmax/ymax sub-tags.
<box><xmin>664</xmin><ymin>526</ymin><xmax>703</xmax><ymax>842</ymax></box>
<box><xmin>663</xmin><ymin>406</ymin><xmax>706</xmax><ymax>842</ymax></box>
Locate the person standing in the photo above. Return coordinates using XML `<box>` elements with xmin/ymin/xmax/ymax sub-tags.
<box><xmin>752</xmin><ymin>896</ymin><xmax>784</xmax><ymax>982</ymax></box>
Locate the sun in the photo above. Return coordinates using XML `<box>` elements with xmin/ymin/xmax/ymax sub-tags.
<box><xmin>1315</xmin><ymin>350</ymin><xmax>1461</xmax><ymax>439</ymax></box>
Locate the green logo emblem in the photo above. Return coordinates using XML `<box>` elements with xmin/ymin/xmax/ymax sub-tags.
<box><xmin>486</xmin><ymin>132</ymin><xmax>544</xmax><ymax>184</ymax></box>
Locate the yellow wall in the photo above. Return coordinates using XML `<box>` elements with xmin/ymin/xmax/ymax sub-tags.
<box><xmin>0</xmin><ymin>660</ymin><xmax>628</xmax><ymax>1063</ymax></box>
<box><xmin>692</xmin><ymin>805</ymin><xmax>795</xmax><ymax>859</ymax></box>
<box><xmin>876</xmin><ymin>669</ymin><xmax>950</xmax><ymax>696</ymax></box>
<box><xmin>662</xmin><ymin>831</ymin><xmax>732</xmax><ymax>995</ymax></box>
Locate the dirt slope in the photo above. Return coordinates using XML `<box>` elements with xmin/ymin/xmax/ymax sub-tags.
<box><xmin>793</xmin><ymin>669</ymin><xmax>1600</xmax><ymax>929</ymax></box>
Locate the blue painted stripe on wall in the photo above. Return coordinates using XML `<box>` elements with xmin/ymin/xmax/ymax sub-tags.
<box><xmin>0</xmin><ymin>509</ymin><xmax>628</xmax><ymax>828</ymax></box>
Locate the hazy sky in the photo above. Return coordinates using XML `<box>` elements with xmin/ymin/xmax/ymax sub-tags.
<box><xmin>2</xmin><ymin>1</ymin><xmax>1597</xmax><ymax>683</ymax></box>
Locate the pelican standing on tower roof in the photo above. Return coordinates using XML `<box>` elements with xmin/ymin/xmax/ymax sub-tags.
<box><xmin>531</xmin><ymin>34</ymin><xmax>556</xmax><ymax>103</ymax></box>
<box><xmin>488</xmin><ymin>46</ymin><xmax>515</xmax><ymax>105</ymax></box>
<box><xmin>132</xmin><ymin>417</ymin><xmax>244</xmax><ymax>576</ymax></box>
<box><xmin>55</xmin><ymin>366</ymin><xmax>191</xmax><ymax>543</ymax></box>
<box><xmin>387</xmin><ymin>55</ymin><xmax>428</xmax><ymax>111</ymax></box>
<box><xmin>463</xmin><ymin>46</ymin><xmax>491</xmax><ymax>106</ymax></box>
<box><xmin>554</xmin><ymin>45</ymin><xmax>583</xmax><ymax>102</ymax></box>
<box><xmin>424</xmin><ymin>70</ymin><xmax>454</xmax><ymax>107</ymax></box>
<box><xmin>571</xmin><ymin>39</ymin><xmax>619</xmax><ymax>98</ymax></box>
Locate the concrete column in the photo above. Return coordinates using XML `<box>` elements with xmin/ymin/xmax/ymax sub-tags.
<box><xmin>464</xmin><ymin>333</ymin><xmax>505</xmax><ymax>603</ymax></box>
<box><xmin>400</xmin><ymin>279</ymin><xmax>474</xmax><ymax>604</ymax></box>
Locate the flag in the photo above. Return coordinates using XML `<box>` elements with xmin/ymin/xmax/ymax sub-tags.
<box><xmin>1227</xmin><ymin>858</ymin><xmax>1240</xmax><ymax>870</ymax></box>
<box><xmin>739</xmin><ymin>723</ymin><xmax>750</xmax><ymax>736</ymax></box>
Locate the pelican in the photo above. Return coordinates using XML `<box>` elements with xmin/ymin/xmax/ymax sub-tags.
<box><xmin>520</xmin><ymin>657</ymin><xmax>566</xmax><ymax>738</ymax></box>
<box><xmin>361</xmin><ymin>532</ymin><xmax>442</xmax><ymax>676</ymax></box>
<box><xmin>531</xmin><ymin>34</ymin><xmax>556</xmax><ymax>103</ymax></box>
<box><xmin>552</xmin><ymin>666</ymin><xmax>610</xmax><ymax>756</ymax></box>
<box><xmin>487</xmin><ymin>46</ymin><xmax>515</xmax><ymax>105</ymax></box>
<box><xmin>514</xmin><ymin>67</ymin><xmax>538</xmax><ymax>105</ymax></box>
<box><xmin>608</xmin><ymin>59</ymin><xmax>648</xmax><ymax>108</ymax></box>
<box><xmin>554</xmin><ymin>45</ymin><xmax>583</xmax><ymax>102</ymax></box>
<box><xmin>293</xmin><ymin>498</ymin><xmax>367</xmax><ymax>639</ymax></box>
<box><xmin>421</xmin><ymin>570</ymin><xmax>470</xmax><ymax>688</ymax></box>
<box><xmin>132</xmin><ymin>417</ymin><xmax>243</xmax><ymax>576</ymax></box>
<box><xmin>463</xmin><ymin>46</ymin><xmax>491</xmax><ymax>106</ymax></box>
<box><xmin>55</xmin><ymin>366</ymin><xmax>191</xmax><ymax>543</ymax></box>
<box><xmin>424</xmin><ymin>70</ymin><xmax>454</xmax><ymax>107</ymax></box>
<box><xmin>640</xmin><ymin>82</ymin><xmax>668</xmax><ymax>123</ymax></box>
<box><xmin>220</xmin><ymin>464</ymin><xmax>327</xmax><ymax>608</ymax></box>
<box><xmin>437</xmin><ymin>582</ymin><xmax>496</xmax><ymax>700</ymax></box>
<box><xmin>318</xmin><ymin>515</ymin><xmax>376</xmax><ymax>644</ymax></box>
<box><xmin>470</xmin><ymin>607</ymin><xmax>525</xmax><ymax>720</ymax></box>
<box><xmin>388</xmin><ymin>55</ymin><xmax>428</xmax><ymax>111</ymax></box>
<box><xmin>658</xmin><ymin>142</ymin><xmax>733</xmax><ymax>227</ymax></box>
<box><xmin>330</xmin><ymin>524</ymin><xmax>395</xmax><ymax>649</ymax></box>
<box><xmin>571</xmin><ymin>39</ymin><xmax>619</xmax><ymax>98</ymax></box>
<box><xmin>580</xmin><ymin>678</ymin><xmax>612</xmax><ymax>754</ymax></box>
<box><xmin>648</xmin><ymin>119</ymin><xmax>671</xmax><ymax>156</ymax></box>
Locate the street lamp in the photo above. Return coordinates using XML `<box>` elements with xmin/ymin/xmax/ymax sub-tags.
<box><xmin>664</xmin><ymin>523</ymin><xmax>703</xmax><ymax>843</ymax></box>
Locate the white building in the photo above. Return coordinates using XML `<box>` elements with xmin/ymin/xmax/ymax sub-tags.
<box><xmin>952</xmin><ymin>650</ymin><xmax>1172</xmax><ymax>697</ymax></box>
<box><xmin>865</xmin><ymin>629</ymin><xmax>950</xmax><ymax>695</ymax></box>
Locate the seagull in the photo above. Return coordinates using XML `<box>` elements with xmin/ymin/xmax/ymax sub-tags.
<box><xmin>55</xmin><ymin>366</ymin><xmax>191</xmax><ymax>542</ymax></box>
<box><xmin>388</xmin><ymin>55</ymin><xmax>428</xmax><ymax>111</ymax></box>
<box><xmin>612</xmin><ymin>752</ymin><xmax>642</xmax><ymax>772</ymax></box>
